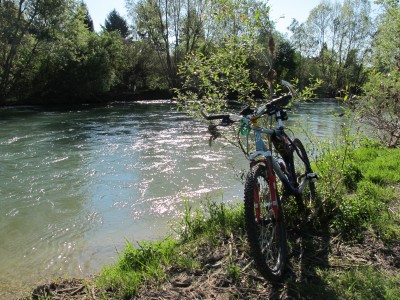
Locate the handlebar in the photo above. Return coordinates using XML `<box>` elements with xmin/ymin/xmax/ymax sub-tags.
<box><xmin>201</xmin><ymin>80</ymin><xmax>296</xmax><ymax>123</ymax></box>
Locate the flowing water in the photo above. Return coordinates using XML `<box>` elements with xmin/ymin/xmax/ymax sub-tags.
<box><xmin>0</xmin><ymin>99</ymin><xmax>344</xmax><ymax>298</ymax></box>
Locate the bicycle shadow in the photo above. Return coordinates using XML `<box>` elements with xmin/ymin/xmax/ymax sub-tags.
<box><xmin>270</xmin><ymin>221</ymin><xmax>338</xmax><ymax>299</ymax></box>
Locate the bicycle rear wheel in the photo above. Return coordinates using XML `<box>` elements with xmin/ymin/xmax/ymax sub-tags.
<box><xmin>292</xmin><ymin>138</ymin><xmax>316</xmax><ymax>209</ymax></box>
<box><xmin>244</xmin><ymin>161</ymin><xmax>287</xmax><ymax>281</ymax></box>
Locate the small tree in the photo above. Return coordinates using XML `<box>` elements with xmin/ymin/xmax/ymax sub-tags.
<box><xmin>175</xmin><ymin>0</ymin><xmax>272</xmax><ymax>114</ymax></box>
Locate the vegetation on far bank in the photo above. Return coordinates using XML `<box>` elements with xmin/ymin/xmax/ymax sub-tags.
<box><xmin>25</xmin><ymin>137</ymin><xmax>400</xmax><ymax>299</ymax></box>
<box><xmin>0</xmin><ymin>0</ymin><xmax>395</xmax><ymax>99</ymax></box>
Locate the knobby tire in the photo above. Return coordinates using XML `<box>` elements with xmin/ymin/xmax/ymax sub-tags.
<box><xmin>244</xmin><ymin>161</ymin><xmax>287</xmax><ymax>281</ymax></box>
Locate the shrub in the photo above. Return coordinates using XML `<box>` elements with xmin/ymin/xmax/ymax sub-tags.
<box><xmin>358</xmin><ymin>71</ymin><xmax>400</xmax><ymax>148</ymax></box>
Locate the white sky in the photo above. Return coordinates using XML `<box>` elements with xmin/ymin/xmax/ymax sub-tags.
<box><xmin>83</xmin><ymin>0</ymin><xmax>333</xmax><ymax>34</ymax></box>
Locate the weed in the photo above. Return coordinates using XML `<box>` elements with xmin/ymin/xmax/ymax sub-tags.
<box><xmin>97</xmin><ymin>239</ymin><xmax>177</xmax><ymax>298</ymax></box>
<box><xmin>175</xmin><ymin>197</ymin><xmax>245</xmax><ymax>242</ymax></box>
<box><xmin>226</xmin><ymin>263</ymin><xmax>241</xmax><ymax>282</ymax></box>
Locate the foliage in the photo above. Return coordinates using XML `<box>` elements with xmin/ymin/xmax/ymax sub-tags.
<box><xmin>358</xmin><ymin>70</ymin><xmax>400</xmax><ymax>148</ymax></box>
<box><xmin>81</xmin><ymin>1</ymin><xmax>94</xmax><ymax>32</ymax></box>
<box><xmin>127</xmin><ymin>0</ymin><xmax>206</xmax><ymax>88</ymax></box>
<box><xmin>0</xmin><ymin>0</ymin><xmax>398</xmax><ymax>107</ymax></box>
<box><xmin>371</xmin><ymin>0</ymin><xmax>400</xmax><ymax>72</ymax></box>
<box><xmin>174</xmin><ymin>0</ymin><xmax>276</xmax><ymax>115</ymax></box>
<box><xmin>289</xmin><ymin>0</ymin><xmax>374</xmax><ymax>95</ymax></box>
<box><xmin>104</xmin><ymin>9</ymin><xmax>129</xmax><ymax>39</ymax></box>
<box><xmin>0</xmin><ymin>0</ymin><xmax>76</xmax><ymax>103</ymax></box>
<box><xmin>32</xmin><ymin>12</ymin><xmax>125</xmax><ymax>102</ymax></box>
<box><xmin>355</xmin><ymin>0</ymin><xmax>400</xmax><ymax>148</ymax></box>
<box><xmin>0</xmin><ymin>0</ymin><xmax>129</xmax><ymax>104</ymax></box>
<box><xmin>175</xmin><ymin>39</ymin><xmax>258</xmax><ymax>113</ymax></box>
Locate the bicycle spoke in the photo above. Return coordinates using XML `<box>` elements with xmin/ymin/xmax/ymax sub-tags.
<box><xmin>259</xmin><ymin>225</ymin><xmax>276</xmax><ymax>263</ymax></box>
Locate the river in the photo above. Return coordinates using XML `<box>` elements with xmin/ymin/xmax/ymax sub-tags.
<box><xmin>0</xmin><ymin>99</ymin><xmax>344</xmax><ymax>298</ymax></box>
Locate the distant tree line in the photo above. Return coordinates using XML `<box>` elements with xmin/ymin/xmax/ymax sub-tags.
<box><xmin>0</xmin><ymin>0</ymin><xmax>398</xmax><ymax>111</ymax></box>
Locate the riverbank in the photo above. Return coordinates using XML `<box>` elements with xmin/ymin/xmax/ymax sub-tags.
<box><xmin>22</xmin><ymin>225</ymin><xmax>400</xmax><ymax>299</ymax></box>
<box><xmin>21</xmin><ymin>142</ymin><xmax>400</xmax><ymax>299</ymax></box>
<box><xmin>1</xmin><ymin>89</ymin><xmax>174</xmax><ymax>106</ymax></box>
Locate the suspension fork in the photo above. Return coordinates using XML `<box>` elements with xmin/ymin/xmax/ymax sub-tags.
<box><xmin>254</xmin><ymin>184</ymin><xmax>261</xmax><ymax>221</ymax></box>
<box><xmin>266</xmin><ymin>157</ymin><xmax>280</xmax><ymax>219</ymax></box>
<box><xmin>251</xmin><ymin>160</ymin><xmax>262</xmax><ymax>221</ymax></box>
<box><xmin>251</xmin><ymin>159</ymin><xmax>280</xmax><ymax>222</ymax></box>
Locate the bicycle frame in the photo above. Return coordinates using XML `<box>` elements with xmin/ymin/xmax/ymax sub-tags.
<box><xmin>220</xmin><ymin>110</ymin><xmax>314</xmax><ymax>199</ymax></box>
<box><xmin>249</xmin><ymin>121</ymin><xmax>306</xmax><ymax>199</ymax></box>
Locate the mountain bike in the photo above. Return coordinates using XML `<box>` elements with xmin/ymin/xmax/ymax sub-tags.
<box><xmin>201</xmin><ymin>80</ymin><xmax>318</xmax><ymax>281</ymax></box>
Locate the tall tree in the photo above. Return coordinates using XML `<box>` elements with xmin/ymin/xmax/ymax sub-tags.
<box><xmin>0</xmin><ymin>0</ymin><xmax>76</xmax><ymax>103</ymax></box>
<box><xmin>81</xmin><ymin>1</ymin><xmax>94</xmax><ymax>32</ymax></box>
<box><xmin>180</xmin><ymin>0</ymin><xmax>205</xmax><ymax>54</ymax></box>
<box><xmin>290</xmin><ymin>0</ymin><xmax>373</xmax><ymax>94</ymax></box>
<box><xmin>371</xmin><ymin>0</ymin><xmax>400</xmax><ymax>72</ymax></box>
<box><xmin>0</xmin><ymin>0</ymin><xmax>126</xmax><ymax>103</ymax></box>
<box><xmin>104</xmin><ymin>9</ymin><xmax>129</xmax><ymax>38</ymax></box>
<box><xmin>128</xmin><ymin>0</ymin><xmax>195</xmax><ymax>88</ymax></box>
<box><xmin>175</xmin><ymin>0</ymin><xmax>273</xmax><ymax>113</ymax></box>
<box><xmin>127</xmin><ymin>0</ymin><xmax>270</xmax><ymax>89</ymax></box>
<box><xmin>357</xmin><ymin>0</ymin><xmax>400</xmax><ymax>147</ymax></box>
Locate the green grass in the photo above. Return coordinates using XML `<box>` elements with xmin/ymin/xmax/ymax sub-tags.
<box><xmin>96</xmin><ymin>239</ymin><xmax>178</xmax><ymax>298</ymax></box>
<box><xmin>354</xmin><ymin>146</ymin><xmax>400</xmax><ymax>186</ymax></box>
<box><xmin>96</xmin><ymin>199</ymin><xmax>245</xmax><ymax>298</ymax></box>
<box><xmin>175</xmin><ymin>197</ymin><xmax>245</xmax><ymax>242</ymax></box>
<box><xmin>311</xmin><ymin>138</ymin><xmax>400</xmax><ymax>243</ymax></box>
<box><xmin>321</xmin><ymin>267</ymin><xmax>400</xmax><ymax>300</ymax></box>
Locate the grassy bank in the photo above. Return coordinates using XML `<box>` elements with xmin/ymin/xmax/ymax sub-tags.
<box><xmin>25</xmin><ymin>142</ymin><xmax>400</xmax><ymax>299</ymax></box>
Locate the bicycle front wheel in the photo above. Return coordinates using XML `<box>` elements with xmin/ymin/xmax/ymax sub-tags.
<box><xmin>244</xmin><ymin>161</ymin><xmax>287</xmax><ymax>281</ymax></box>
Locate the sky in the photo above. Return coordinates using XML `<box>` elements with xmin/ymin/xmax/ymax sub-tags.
<box><xmin>84</xmin><ymin>0</ymin><xmax>327</xmax><ymax>34</ymax></box>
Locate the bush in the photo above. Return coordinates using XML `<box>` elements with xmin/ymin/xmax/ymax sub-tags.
<box><xmin>343</xmin><ymin>162</ymin><xmax>363</xmax><ymax>192</ymax></box>
<box><xmin>358</xmin><ymin>71</ymin><xmax>400</xmax><ymax>148</ymax></box>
